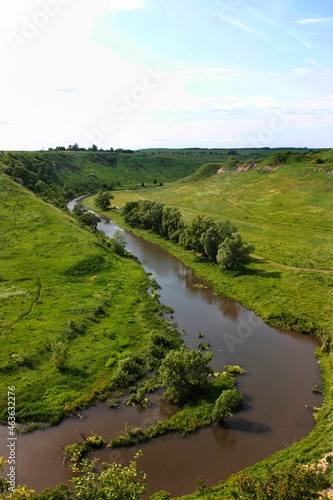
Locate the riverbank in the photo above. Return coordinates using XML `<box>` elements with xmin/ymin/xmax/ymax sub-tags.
<box><xmin>0</xmin><ymin>175</ymin><xmax>177</xmax><ymax>427</ymax></box>
<box><xmin>83</xmin><ymin>194</ymin><xmax>333</xmax><ymax>498</ymax></box>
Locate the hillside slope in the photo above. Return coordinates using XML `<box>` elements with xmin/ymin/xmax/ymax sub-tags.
<box><xmin>0</xmin><ymin>150</ymin><xmax>204</xmax><ymax>205</ymax></box>
<box><xmin>0</xmin><ymin>173</ymin><xmax>171</xmax><ymax>425</ymax></box>
<box><xmin>106</xmin><ymin>153</ymin><xmax>333</xmax><ymax>335</ymax></box>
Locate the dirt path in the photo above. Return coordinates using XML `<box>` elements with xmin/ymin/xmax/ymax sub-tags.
<box><xmin>253</xmin><ymin>254</ymin><xmax>333</xmax><ymax>274</ymax></box>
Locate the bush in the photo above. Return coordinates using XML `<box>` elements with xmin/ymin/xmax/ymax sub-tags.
<box><xmin>234</xmin><ymin>461</ymin><xmax>329</xmax><ymax>499</ymax></box>
<box><xmin>212</xmin><ymin>388</ymin><xmax>243</xmax><ymax>422</ymax></box>
<box><xmin>217</xmin><ymin>234</ymin><xmax>254</xmax><ymax>271</ymax></box>
<box><xmin>113</xmin><ymin>355</ymin><xmax>146</xmax><ymax>388</ymax></box>
<box><xmin>64</xmin><ymin>434</ymin><xmax>104</xmax><ymax>461</ymax></box>
<box><xmin>148</xmin><ymin>491</ymin><xmax>171</xmax><ymax>500</ymax></box>
<box><xmin>159</xmin><ymin>348</ymin><xmax>213</xmax><ymax>405</ymax></box>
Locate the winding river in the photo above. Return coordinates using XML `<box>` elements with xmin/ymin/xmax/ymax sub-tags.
<box><xmin>0</xmin><ymin>201</ymin><xmax>322</xmax><ymax>496</ymax></box>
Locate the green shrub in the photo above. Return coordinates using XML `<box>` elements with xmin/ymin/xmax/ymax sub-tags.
<box><xmin>113</xmin><ymin>355</ymin><xmax>146</xmax><ymax>388</ymax></box>
<box><xmin>148</xmin><ymin>490</ymin><xmax>171</xmax><ymax>500</ymax></box>
<box><xmin>64</xmin><ymin>434</ymin><xmax>104</xmax><ymax>461</ymax></box>
<box><xmin>212</xmin><ymin>388</ymin><xmax>243</xmax><ymax>422</ymax></box>
<box><xmin>224</xmin><ymin>365</ymin><xmax>247</xmax><ymax>375</ymax></box>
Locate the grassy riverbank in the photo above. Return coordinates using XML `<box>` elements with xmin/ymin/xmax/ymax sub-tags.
<box><xmin>0</xmin><ymin>173</ymin><xmax>176</xmax><ymax>426</ymax></box>
<box><xmin>83</xmin><ymin>151</ymin><xmax>333</xmax><ymax>498</ymax></box>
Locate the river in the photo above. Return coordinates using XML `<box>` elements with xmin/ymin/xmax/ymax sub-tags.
<box><xmin>0</xmin><ymin>201</ymin><xmax>322</xmax><ymax>496</ymax></box>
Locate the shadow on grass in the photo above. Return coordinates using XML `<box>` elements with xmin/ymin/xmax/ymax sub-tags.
<box><xmin>245</xmin><ymin>269</ymin><xmax>281</xmax><ymax>279</ymax></box>
<box><xmin>62</xmin><ymin>366</ymin><xmax>87</xmax><ymax>377</ymax></box>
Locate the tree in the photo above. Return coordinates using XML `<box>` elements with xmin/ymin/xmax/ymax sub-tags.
<box><xmin>95</xmin><ymin>191</ymin><xmax>114</xmax><ymax>211</ymax></box>
<box><xmin>212</xmin><ymin>388</ymin><xmax>243</xmax><ymax>422</ymax></box>
<box><xmin>235</xmin><ymin>461</ymin><xmax>328</xmax><ymax>500</ymax></box>
<box><xmin>200</xmin><ymin>224</ymin><xmax>220</xmax><ymax>261</ymax></box>
<box><xmin>78</xmin><ymin>211</ymin><xmax>100</xmax><ymax>230</ymax></box>
<box><xmin>182</xmin><ymin>216</ymin><xmax>215</xmax><ymax>253</ymax></box>
<box><xmin>200</xmin><ymin>221</ymin><xmax>237</xmax><ymax>262</ymax></box>
<box><xmin>144</xmin><ymin>201</ymin><xmax>164</xmax><ymax>233</ymax></box>
<box><xmin>113</xmin><ymin>229</ymin><xmax>126</xmax><ymax>255</ymax></box>
<box><xmin>73</xmin><ymin>202</ymin><xmax>86</xmax><ymax>217</ymax></box>
<box><xmin>70</xmin><ymin>452</ymin><xmax>147</xmax><ymax>499</ymax></box>
<box><xmin>217</xmin><ymin>234</ymin><xmax>254</xmax><ymax>271</ymax></box>
<box><xmin>161</xmin><ymin>207</ymin><xmax>183</xmax><ymax>241</ymax></box>
<box><xmin>159</xmin><ymin>348</ymin><xmax>213</xmax><ymax>405</ymax></box>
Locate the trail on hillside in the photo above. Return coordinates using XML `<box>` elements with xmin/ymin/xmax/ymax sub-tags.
<box><xmin>252</xmin><ymin>255</ymin><xmax>333</xmax><ymax>274</ymax></box>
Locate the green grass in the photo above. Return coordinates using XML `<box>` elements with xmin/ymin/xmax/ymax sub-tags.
<box><xmin>1</xmin><ymin>147</ymin><xmax>332</xmax><ymax>497</ymax></box>
<box><xmin>0</xmin><ymin>173</ymin><xmax>174</xmax><ymax>426</ymax></box>
<box><xmin>108</xmin><ymin>374</ymin><xmax>236</xmax><ymax>448</ymax></box>
<box><xmin>83</xmin><ymin>149</ymin><xmax>333</xmax><ymax>498</ymax></box>
<box><xmin>0</xmin><ymin>150</ymin><xmax>207</xmax><ymax>199</ymax></box>
<box><xmin>100</xmin><ymin>156</ymin><xmax>333</xmax><ymax>336</ymax></box>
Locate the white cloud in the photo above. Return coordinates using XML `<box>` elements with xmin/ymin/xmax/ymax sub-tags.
<box><xmin>297</xmin><ymin>17</ymin><xmax>333</xmax><ymax>25</ymax></box>
<box><xmin>294</xmin><ymin>67</ymin><xmax>310</xmax><ymax>75</ymax></box>
<box><xmin>224</xmin><ymin>17</ymin><xmax>267</xmax><ymax>40</ymax></box>
<box><xmin>287</xmin><ymin>30</ymin><xmax>312</xmax><ymax>49</ymax></box>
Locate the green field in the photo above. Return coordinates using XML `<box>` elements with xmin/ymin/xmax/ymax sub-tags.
<box><xmin>83</xmin><ymin>149</ymin><xmax>333</xmax><ymax>498</ymax></box>
<box><xmin>0</xmin><ymin>172</ymin><xmax>175</xmax><ymax>426</ymax></box>
<box><xmin>0</xmin><ymin>148</ymin><xmax>332</xmax><ymax>498</ymax></box>
<box><xmin>91</xmin><ymin>151</ymin><xmax>333</xmax><ymax>336</ymax></box>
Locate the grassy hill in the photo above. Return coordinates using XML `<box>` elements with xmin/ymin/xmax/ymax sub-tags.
<box><xmin>1</xmin><ymin>147</ymin><xmax>332</xmax><ymax>497</ymax></box>
<box><xmin>0</xmin><ymin>172</ymin><xmax>174</xmax><ymax>426</ymax></box>
<box><xmin>84</xmin><ymin>148</ymin><xmax>333</xmax><ymax>498</ymax></box>
<box><xmin>98</xmin><ymin>150</ymin><xmax>333</xmax><ymax>334</ymax></box>
<box><xmin>0</xmin><ymin>148</ymin><xmax>311</xmax><ymax>206</ymax></box>
<box><xmin>0</xmin><ymin>150</ymin><xmax>206</xmax><ymax>206</ymax></box>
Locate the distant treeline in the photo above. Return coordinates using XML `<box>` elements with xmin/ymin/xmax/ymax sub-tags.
<box><xmin>50</xmin><ymin>143</ymin><xmax>134</xmax><ymax>153</ymax></box>
<box><xmin>123</xmin><ymin>200</ymin><xmax>254</xmax><ymax>271</ymax></box>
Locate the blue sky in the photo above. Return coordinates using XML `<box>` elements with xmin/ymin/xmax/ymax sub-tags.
<box><xmin>1</xmin><ymin>0</ymin><xmax>332</xmax><ymax>149</ymax></box>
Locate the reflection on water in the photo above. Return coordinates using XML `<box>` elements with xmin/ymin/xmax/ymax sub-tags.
<box><xmin>0</xmin><ymin>206</ymin><xmax>322</xmax><ymax>497</ymax></box>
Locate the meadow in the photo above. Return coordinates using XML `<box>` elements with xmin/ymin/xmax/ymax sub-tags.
<box><xmin>84</xmin><ymin>148</ymin><xmax>333</xmax><ymax>498</ymax></box>
<box><xmin>0</xmin><ymin>172</ymin><xmax>174</xmax><ymax>426</ymax></box>
<box><xmin>0</xmin><ymin>147</ymin><xmax>332</xmax><ymax>498</ymax></box>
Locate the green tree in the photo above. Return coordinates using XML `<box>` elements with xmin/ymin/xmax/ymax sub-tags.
<box><xmin>217</xmin><ymin>234</ymin><xmax>254</xmax><ymax>271</ymax></box>
<box><xmin>145</xmin><ymin>201</ymin><xmax>164</xmax><ymax>233</ymax></box>
<box><xmin>200</xmin><ymin>221</ymin><xmax>237</xmax><ymax>262</ymax></box>
<box><xmin>235</xmin><ymin>461</ymin><xmax>328</xmax><ymax>499</ymax></box>
<box><xmin>161</xmin><ymin>207</ymin><xmax>183</xmax><ymax>241</ymax></box>
<box><xmin>70</xmin><ymin>451</ymin><xmax>146</xmax><ymax>499</ymax></box>
<box><xmin>212</xmin><ymin>388</ymin><xmax>243</xmax><ymax>422</ymax></box>
<box><xmin>72</xmin><ymin>202</ymin><xmax>86</xmax><ymax>217</ymax></box>
<box><xmin>182</xmin><ymin>216</ymin><xmax>214</xmax><ymax>253</ymax></box>
<box><xmin>200</xmin><ymin>224</ymin><xmax>220</xmax><ymax>261</ymax></box>
<box><xmin>78</xmin><ymin>212</ymin><xmax>100</xmax><ymax>230</ymax></box>
<box><xmin>95</xmin><ymin>191</ymin><xmax>114</xmax><ymax>211</ymax></box>
<box><xmin>159</xmin><ymin>348</ymin><xmax>213</xmax><ymax>405</ymax></box>
<box><xmin>112</xmin><ymin>229</ymin><xmax>126</xmax><ymax>256</ymax></box>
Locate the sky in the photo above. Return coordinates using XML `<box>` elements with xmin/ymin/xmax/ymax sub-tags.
<box><xmin>0</xmin><ymin>0</ymin><xmax>332</xmax><ymax>150</ymax></box>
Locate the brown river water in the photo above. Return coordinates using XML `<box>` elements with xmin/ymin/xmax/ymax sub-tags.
<box><xmin>0</xmin><ymin>203</ymin><xmax>322</xmax><ymax>496</ymax></box>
